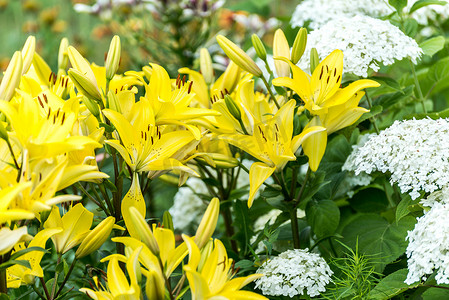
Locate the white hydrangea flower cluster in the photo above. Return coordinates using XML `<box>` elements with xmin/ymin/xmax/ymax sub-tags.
<box><xmin>405</xmin><ymin>189</ymin><xmax>449</xmax><ymax>284</ymax></box>
<box><xmin>255</xmin><ymin>249</ymin><xmax>333</xmax><ymax>297</ymax></box>
<box><xmin>290</xmin><ymin>0</ymin><xmax>393</xmax><ymax>30</ymax></box>
<box><xmin>349</xmin><ymin>118</ymin><xmax>449</xmax><ymax>200</ymax></box>
<box><xmin>297</xmin><ymin>16</ymin><xmax>422</xmax><ymax>77</ymax></box>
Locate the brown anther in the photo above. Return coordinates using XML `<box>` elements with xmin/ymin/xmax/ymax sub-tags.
<box><xmin>104</xmin><ymin>52</ymin><xmax>107</xmax><ymax>61</ymax></box>
<box><xmin>158</xmin><ymin>131</ymin><xmax>161</xmax><ymax>139</ymax></box>
<box><xmin>334</xmin><ymin>68</ymin><xmax>337</xmax><ymax>76</ymax></box>
<box><xmin>188</xmin><ymin>81</ymin><xmax>193</xmax><ymax>94</ymax></box>
<box><xmin>141</xmin><ymin>131</ymin><xmax>143</xmax><ymax>139</ymax></box>
<box><xmin>336</xmin><ymin>75</ymin><xmax>341</xmax><ymax>83</ymax></box>
<box><xmin>151</xmin><ymin>136</ymin><xmax>154</xmax><ymax>144</ymax></box>
<box><xmin>49</xmin><ymin>72</ymin><xmax>53</xmax><ymax>83</ymax></box>
<box><xmin>319</xmin><ymin>66</ymin><xmax>324</xmax><ymax>80</ymax></box>
<box><xmin>144</xmin><ymin>132</ymin><xmax>147</xmax><ymax>140</ymax></box>
<box><xmin>220</xmin><ymin>91</ymin><xmax>224</xmax><ymax>98</ymax></box>
<box><xmin>53</xmin><ymin>114</ymin><xmax>57</xmax><ymax>124</ymax></box>
<box><xmin>182</xmin><ymin>75</ymin><xmax>186</xmax><ymax>85</ymax></box>
<box><xmin>43</xmin><ymin>94</ymin><xmax>48</xmax><ymax>104</ymax></box>
<box><xmin>61</xmin><ymin>112</ymin><xmax>66</xmax><ymax>125</ymax></box>
<box><xmin>176</xmin><ymin>74</ymin><xmax>180</xmax><ymax>86</ymax></box>
<box><xmin>37</xmin><ymin>96</ymin><xmax>44</xmax><ymax>108</ymax></box>
<box><xmin>327</xmin><ymin>75</ymin><xmax>330</xmax><ymax>84</ymax></box>
<box><xmin>224</xmin><ymin>88</ymin><xmax>229</xmax><ymax>95</ymax></box>
<box><xmin>47</xmin><ymin>107</ymin><xmax>51</xmax><ymax>119</ymax></box>
<box><xmin>56</xmin><ymin>109</ymin><xmax>60</xmax><ymax>118</ymax></box>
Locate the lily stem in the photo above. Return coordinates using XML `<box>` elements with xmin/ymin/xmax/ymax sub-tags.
<box><xmin>32</xmin><ymin>283</ymin><xmax>47</xmax><ymax>300</ymax></box>
<box><xmin>295</xmin><ymin>168</ymin><xmax>311</xmax><ymax>203</ymax></box>
<box><xmin>50</xmin><ymin>254</ymin><xmax>62</xmax><ymax>299</ymax></box>
<box><xmin>222</xmin><ymin>204</ymin><xmax>238</xmax><ymax>253</ymax></box>
<box><xmin>6</xmin><ymin>139</ymin><xmax>19</xmax><ymax>170</ymax></box>
<box><xmin>39</xmin><ymin>277</ymin><xmax>51</xmax><ymax>300</ymax></box>
<box><xmin>54</xmin><ymin>258</ymin><xmax>77</xmax><ymax>299</ymax></box>
<box><xmin>261</xmin><ymin>75</ymin><xmax>280</xmax><ymax>109</ymax></box>
<box><xmin>290</xmin><ymin>208</ymin><xmax>300</xmax><ymax>249</ymax></box>
<box><xmin>158</xmin><ymin>258</ymin><xmax>174</xmax><ymax>300</ymax></box>
<box><xmin>0</xmin><ymin>257</ymin><xmax>6</xmax><ymax>294</ymax></box>
<box><xmin>408</xmin><ymin>59</ymin><xmax>427</xmax><ymax>113</ymax></box>
<box><xmin>364</xmin><ymin>89</ymin><xmax>380</xmax><ymax>134</ymax></box>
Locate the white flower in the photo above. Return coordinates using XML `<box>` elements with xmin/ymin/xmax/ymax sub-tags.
<box><xmin>407</xmin><ymin>0</ymin><xmax>449</xmax><ymax>26</ymax></box>
<box><xmin>290</xmin><ymin>0</ymin><xmax>394</xmax><ymax>30</ymax></box>
<box><xmin>297</xmin><ymin>15</ymin><xmax>422</xmax><ymax>77</ymax></box>
<box><xmin>255</xmin><ymin>249</ymin><xmax>333</xmax><ymax>297</ymax></box>
<box><xmin>349</xmin><ymin>118</ymin><xmax>449</xmax><ymax>200</ymax></box>
<box><xmin>405</xmin><ymin>195</ymin><xmax>449</xmax><ymax>284</ymax></box>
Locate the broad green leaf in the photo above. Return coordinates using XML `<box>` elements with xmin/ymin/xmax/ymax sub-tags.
<box><xmin>0</xmin><ymin>259</ymin><xmax>31</xmax><ymax>271</ymax></box>
<box><xmin>306</xmin><ymin>200</ymin><xmax>340</xmax><ymax>237</ymax></box>
<box><xmin>370</xmin><ymin>76</ymin><xmax>403</xmax><ymax>93</ymax></box>
<box><xmin>389</xmin><ymin>0</ymin><xmax>407</xmax><ymax>13</ymax></box>
<box><xmin>404</xmin><ymin>18</ymin><xmax>418</xmax><ymax>37</ymax></box>
<box><xmin>395</xmin><ymin>194</ymin><xmax>418</xmax><ymax>222</ymax></box>
<box><xmin>422</xmin><ymin>286</ymin><xmax>449</xmax><ymax>299</ymax></box>
<box><xmin>419</xmin><ymin>36</ymin><xmax>445</xmax><ymax>57</ymax></box>
<box><xmin>342</xmin><ymin>214</ymin><xmax>416</xmax><ymax>271</ymax></box>
<box><xmin>410</xmin><ymin>0</ymin><xmax>447</xmax><ymax>13</ymax></box>
<box><xmin>9</xmin><ymin>246</ymin><xmax>48</xmax><ymax>261</ymax></box>
<box><xmin>349</xmin><ymin>188</ymin><xmax>389</xmax><ymax>213</ymax></box>
<box><xmin>354</xmin><ymin>105</ymin><xmax>383</xmax><ymax>126</ymax></box>
<box><xmin>375</xmin><ymin>85</ymin><xmax>414</xmax><ymax>109</ymax></box>
<box><xmin>368</xmin><ymin>269</ymin><xmax>419</xmax><ymax>299</ymax></box>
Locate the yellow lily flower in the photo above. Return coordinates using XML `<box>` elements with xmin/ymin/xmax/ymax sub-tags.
<box><xmin>7</xmin><ymin>228</ymin><xmax>62</xmax><ymax>288</ymax></box>
<box><xmin>75</xmin><ymin>216</ymin><xmax>115</xmax><ymax>258</ymax></box>
<box><xmin>0</xmin><ymin>226</ymin><xmax>31</xmax><ymax>256</ymax></box>
<box><xmin>273</xmin><ymin>29</ymin><xmax>290</xmax><ymax>78</ymax></box>
<box><xmin>0</xmin><ymin>182</ymin><xmax>35</xmax><ymax>224</ymax></box>
<box><xmin>80</xmin><ymin>247</ymin><xmax>142</xmax><ymax>300</ymax></box>
<box><xmin>43</xmin><ymin>203</ymin><xmax>93</xmax><ymax>254</ymax></box>
<box><xmin>103</xmin><ymin>100</ymin><xmax>197</xmax><ymax>174</ymax></box>
<box><xmin>220</xmin><ymin>100</ymin><xmax>325</xmax><ymax>207</ymax></box>
<box><xmin>0</xmin><ymin>51</ymin><xmax>23</xmax><ymax>102</ymax></box>
<box><xmin>272</xmin><ymin>50</ymin><xmax>379</xmax><ymax>115</ymax></box>
<box><xmin>302</xmin><ymin>91</ymin><xmax>370</xmax><ymax>171</ymax></box>
<box><xmin>183</xmin><ymin>235</ymin><xmax>267</xmax><ymax>300</ymax></box>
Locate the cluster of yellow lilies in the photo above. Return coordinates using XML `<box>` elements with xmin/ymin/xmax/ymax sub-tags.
<box><xmin>0</xmin><ymin>28</ymin><xmax>378</xmax><ymax>299</ymax></box>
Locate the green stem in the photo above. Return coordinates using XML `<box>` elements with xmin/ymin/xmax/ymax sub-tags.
<box><xmin>261</xmin><ymin>76</ymin><xmax>280</xmax><ymax>109</ymax></box>
<box><xmin>54</xmin><ymin>258</ymin><xmax>77</xmax><ymax>299</ymax></box>
<box><xmin>290</xmin><ymin>208</ymin><xmax>300</xmax><ymax>249</ymax></box>
<box><xmin>99</xmin><ymin>183</ymin><xmax>114</xmax><ymax>217</ymax></box>
<box><xmin>409</xmin><ymin>59</ymin><xmax>427</xmax><ymax>113</ymax></box>
<box><xmin>32</xmin><ymin>283</ymin><xmax>47</xmax><ymax>300</ymax></box>
<box><xmin>158</xmin><ymin>257</ymin><xmax>174</xmax><ymax>300</ymax></box>
<box><xmin>222</xmin><ymin>204</ymin><xmax>238</xmax><ymax>253</ymax></box>
<box><xmin>50</xmin><ymin>254</ymin><xmax>62</xmax><ymax>299</ymax></box>
<box><xmin>0</xmin><ymin>259</ymin><xmax>6</xmax><ymax>294</ymax></box>
<box><xmin>272</xmin><ymin>173</ymin><xmax>289</xmax><ymax>198</ymax></box>
<box><xmin>90</xmin><ymin>183</ymin><xmax>111</xmax><ymax>216</ymax></box>
<box><xmin>76</xmin><ymin>183</ymin><xmax>108</xmax><ymax>213</ymax></box>
<box><xmin>295</xmin><ymin>168</ymin><xmax>311</xmax><ymax>203</ymax></box>
<box><xmin>290</xmin><ymin>167</ymin><xmax>299</xmax><ymax>199</ymax></box>
<box><xmin>39</xmin><ymin>277</ymin><xmax>51</xmax><ymax>300</ymax></box>
<box><xmin>364</xmin><ymin>89</ymin><xmax>380</xmax><ymax>134</ymax></box>
<box><xmin>6</xmin><ymin>139</ymin><xmax>19</xmax><ymax>170</ymax></box>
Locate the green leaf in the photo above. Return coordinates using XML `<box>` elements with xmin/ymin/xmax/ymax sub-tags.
<box><xmin>410</xmin><ymin>0</ymin><xmax>447</xmax><ymax>13</ymax></box>
<box><xmin>370</xmin><ymin>76</ymin><xmax>403</xmax><ymax>93</ymax></box>
<box><xmin>375</xmin><ymin>85</ymin><xmax>414</xmax><ymax>109</ymax></box>
<box><xmin>0</xmin><ymin>259</ymin><xmax>31</xmax><ymax>271</ymax></box>
<box><xmin>389</xmin><ymin>0</ymin><xmax>407</xmax><ymax>12</ymax></box>
<box><xmin>0</xmin><ymin>294</ymin><xmax>9</xmax><ymax>300</ymax></box>
<box><xmin>349</xmin><ymin>188</ymin><xmax>389</xmax><ymax>213</ymax></box>
<box><xmin>9</xmin><ymin>246</ymin><xmax>48</xmax><ymax>261</ymax></box>
<box><xmin>368</xmin><ymin>269</ymin><xmax>419</xmax><ymax>299</ymax></box>
<box><xmin>342</xmin><ymin>215</ymin><xmax>416</xmax><ymax>272</ymax></box>
<box><xmin>395</xmin><ymin>194</ymin><xmax>418</xmax><ymax>222</ymax></box>
<box><xmin>354</xmin><ymin>105</ymin><xmax>383</xmax><ymax>126</ymax></box>
<box><xmin>422</xmin><ymin>286</ymin><xmax>449</xmax><ymax>299</ymax></box>
<box><xmin>426</xmin><ymin>57</ymin><xmax>449</xmax><ymax>94</ymax></box>
<box><xmin>232</xmin><ymin>200</ymin><xmax>252</xmax><ymax>255</ymax></box>
<box><xmin>404</xmin><ymin>18</ymin><xmax>418</xmax><ymax>37</ymax></box>
<box><xmin>420</xmin><ymin>36</ymin><xmax>446</xmax><ymax>57</ymax></box>
<box><xmin>300</xmin><ymin>172</ymin><xmax>331</xmax><ymax>205</ymax></box>
<box><xmin>306</xmin><ymin>200</ymin><xmax>340</xmax><ymax>237</ymax></box>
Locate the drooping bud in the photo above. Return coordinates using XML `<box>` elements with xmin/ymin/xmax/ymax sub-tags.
<box><xmin>224</xmin><ymin>94</ymin><xmax>241</xmax><ymax>120</ymax></box>
<box><xmin>21</xmin><ymin>36</ymin><xmax>35</xmax><ymax>75</ymax></box>
<box><xmin>251</xmin><ymin>34</ymin><xmax>267</xmax><ymax>61</ymax></box>
<box><xmin>145</xmin><ymin>270</ymin><xmax>165</xmax><ymax>300</ymax></box>
<box><xmin>58</xmin><ymin>38</ymin><xmax>69</xmax><ymax>71</ymax></box>
<box><xmin>273</xmin><ymin>29</ymin><xmax>290</xmax><ymax>78</ymax></box>
<box><xmin>68</xmin><ymin>69</ymin><xmax>103</xmax><ymax>103</ymax></box>
<box><xmin>310</xmin><ymin>48</ymin><xmax>320</xmax><ymax>73</ymax></box>
<box><xmin>194</xmin><ymin>197</ymin><xmax>220</xmax><ymax>249</ymax></box>
<box><xmin>0</xmin><ymin>52</ymin><xmax>22</xmax><ymax>102</ymax></box>
<box><xmin>82</xmin><ymin>96</ymin><xmax>100</xmax><ymax>118</ymax></box>
<box><xmin>128</xmin><ymin>206</ymin><xmax>160</xmax><ymax>256</ymax></box>
<box><xmin>200</xmin><ymin>48</ymin><xmax>214</xmax><ymax>85</ymax></box>
<box><xmin>291</xmin><ymin>28</ymin><xmax>307</xmax><ymax>64</ymax></box>
<box><xmin>105</xmin><ymin>35</ymin><xmax>121</xmax><ymax>80</ymax></box>
<box><xmin>216</xmin><ymin>35</ymin><xmax>262</xmax><ymax>77</ymax></box>
<box><xmin>162</xmin><ymin>211</ymin><xmax>174</xmax><ymax>232</ymax></box>
<box><xmin>75</xmin><ymin>216</ymin><xmax>115</xmax><ymax>258</ymax></box>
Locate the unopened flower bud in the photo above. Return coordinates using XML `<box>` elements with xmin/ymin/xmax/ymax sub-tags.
<box><xmin>107</xmin><ymin>90</ymin><xmax>121</xmax><ymax>112</ymax></box>
<box><xmin>194</xmin><ymin>197</ymin><xmax>219</xmax><ymax>249</ymax></box>
<box><xmin>291</xmin><ymin>28</ymin><xmax>307</xmax><ymax>64</ymax></box>
<box><xmin>68</xmin><ymin>69</ymin><xmax>103</xmax><ymax>103</ymax></box>
<box><xmin>128</xmin><ymin>206</ymin><xmax>160</xmax><ymax>256</ymax></box>
<box><xmin>216</xmin><ymin>35</ymin><xmax>262</xmax><ymax>77</ymax></box>
<box><xmin>145</xmin><ymin>270</ymin><xmax>165</xmax><ymax>300</ymax></box>
<box><xmin>0</xmin><ymin>120</ymin><xmax>9</xmax><ymax>142</ymax></box>
<box><xmin>310</xmin><ymin>48</ymin><xmax>320</xmax><ymax>73</ymax></box>
<box><xmin>273</xmin><ymin>29</ymin><xmax>291</xmax><ymax>78</ymax></box>
<box><xmin>251</xmin><ymin>34</ymin><xmax>267</xmax><ymax>61</ymax></box>
<box><xmin>197</xmin><ymin>239</ymin><xmax>214</xmax><ymax>272</ymax></box>
<box><xmin>211</xmin><ymin>153</ymin><xmax>239</xmax><ymax>169</ymax></box>
<box><xmin>0</xmin><ymin>51</ymin><xmax>22</xmax><ymax>102</ymax></box>
<box><xmin>21</xmin><ymin>36</ymin><xmax>35</xmax><ymax>75</ymax></box>
<box><xmin>75</xmin><ymin>216</ymin><xmax>115</xmax><ymax>258</ymax></box>
<box><xmin>162</xmin><ymin>211</ymin><xmax>174</xmax><ymax>232</ymax></box>
<box><xmin>58</xmin><ymin>38</ymin><xmax>69</xmax><ymax>71</ymax></box>
<box><xmin>82</xmin><ymin>96</ymin><xmax>100</xmax><ymax>118</ymax></box>
<box><xmin>224</xmin><ymin>94</ymin><xmax>241</xmax><ymax>120</ymax></box>
<box><xmin>105</xmin><ymin>35</ymin><xmax>121</xmax><ymax>80</ymax></box>
<box><xmin>200</xmin><ymin>48</ymin><xmax>214</xmax><ymax>85</ymax></box>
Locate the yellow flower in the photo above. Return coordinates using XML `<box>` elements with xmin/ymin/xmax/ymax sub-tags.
<box><xmin>0</xmin><ymin>182</ymin><xmax>35</xmax><ymax>224</ymax></box>
<box><xmin>0</xmin><ymin>51</ymin><xmax>22</xmax><ymax>102</ymax></box>
<box><xmin>272</xmin><ymin>50</ymin><xmax>379</xmax><ymax>115</ymax></box>
<box><xmin>273</xmin><ymin>29</ymin><xmax>290</xmax><ymax>78</ymax></box>
<box><xmin>0</xmin><ymin>226</ymin><xmax>31</xmax><ymax>256</ymax></box>
<box><xmin>183</xmin><ymin>235</ymin><xmax>267</xmax><ymax>300</ymax></box>
<box><xmin>194</xmin><ymin>197</ymin><xmax>220</xmax><ymax>249</ymax></box>
<box><xmin>220</xmin><ymin>100</ymin><xmax>325</xmax><ymax>207</ymax></box>
<box><xmin>7</xmin><ymin>228</ymin><xmax>62</xmax><ymax>288</ymax></box>
<box><xmin>75</xmin><ymin>216</ymin><xmax>115</xmax><ymax>258</ymax></box>
<box><xmin>43</xmin><ymin>203</ymin><xmax>93</xmax><ymax>254</ymax></box>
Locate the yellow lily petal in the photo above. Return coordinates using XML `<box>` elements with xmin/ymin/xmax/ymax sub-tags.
<box><xmin>302</xmin><ymin>118</ymin><xmax>328</xmax><ymax>172</ymax></box>
<box><xmin>248</xmin><ymin>163</ymin><xmax>276</xmax><ymax>208</ymax></box>
<box><xmin>122</xmin><ymin>172</ymin><xmax>146</xmax><ymax>240</ymax></box>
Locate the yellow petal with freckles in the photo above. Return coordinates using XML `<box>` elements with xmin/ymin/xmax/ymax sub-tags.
<box><xmin>302</xmin><ymin>118</ymin><xmax>328</xmax><ymax>172</ymax></box>
<box><xmin>248</xmin><ymin>163</ymin><xmax>276</xmax><ymax>208</ymax></box>
<box><xmin>122</xmin><ymin>172</ymin><xmax>146</xmax><ymax>240</ymax></box>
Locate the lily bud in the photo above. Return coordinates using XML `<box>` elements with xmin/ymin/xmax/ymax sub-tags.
<box><xmin>128</xmin><ymin>206</ymin><xmax>160</xmax><ymax>256</ymax></box>
<box><xmin>145</xmin><ymin>270</ymin><xmax>165</xmax><ymax>300</ymax></box>
<box><xmin>310</xmin><ymin>48</ymin><xmax>320</xmax><ymax>73</ymax></box>
<box><xmin>194</xmin><ymin>197</ymin><xmax>220</xmax><ymax>249</ymax></box>
<box><xmin>58</xmin><ymin>38</ymin><xmax>69</xmax><ymax>71</ymax></box>
<box><xmin>197</xmin><ymin>239</ymin><xmax>214</xmax><ymax>272</ymax></box>
<box><xmin>107</xmin><ymin>90</ymin><xmax>121</xmax><ymax>112</ymax></box>
<box><xmin>162</xmin><ymin>211</ymin><xmax>174</xmax><ymax>232</ymax></box>
<box><xmin>0</xmin><ymin>120</ymin><xmax>9</xmax><ymax>142</ymax></box>
<box><xmin>75</xmin><ymin>216</ymin><xmax>115</xmax><ymax>258</ymax></box>
<box><xmin>21</xmin><ymin>36</ymin><xmax>35</xmax><ymax>75</ymax></box>
<box><xmin>220</xmin><ymin>61</ymin><xmax>240</xmax><ymax>95</ymax></box>
<box><xmin>68</xmin><ymin>69</ymin><xmax>103</xmax><ymax>103</ymax></box>
<box><xmin>224</xmin><ymin>94</ymin><xmax>241</xmax><ymax>120</ymax></box>
<box><xmin>208</xmin><ymin>153</ymin><xmax>239</xmax><ymax>169</ymax></box>
<box><xmin>291</xmin><ymin>28</ymin><xmax>307</xmax><ymax>64</ymax></box>
<box><xmin>0</xmin><ymin>51</ymin><xmax>22</xmax><ymax>102</ymax></box>
<box><xmin>200</xmin><ymin>48</ymin><xmax>214</xmax><ymax>85</ymax></box>
<box><xmin>82</xmin><ymin>96</ymin><xmax>100</xmax><ymax>118</ymax></box>
<box><xmin>67</xmin><ymin>46</ymin><xmax>99</xmax><ymax>92</ymax></box>
<box><xmin>273</xmin><ymin>29</ymin><xmax>290</xmax><ymax>78</ymax></box>
<box><xmin>105</xmin><ymin>35</ymin><xmax>121</xmax><ymax>80</ymax></box>
<box><xmin>216</xmin><ymin>35</ymin><xmax>262</xmax><ymax>77</ymax></box>
<box><xmin>251</xmin><ymin>34</ymin><xmax>267</xmax><ymax>61</ymax></box>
